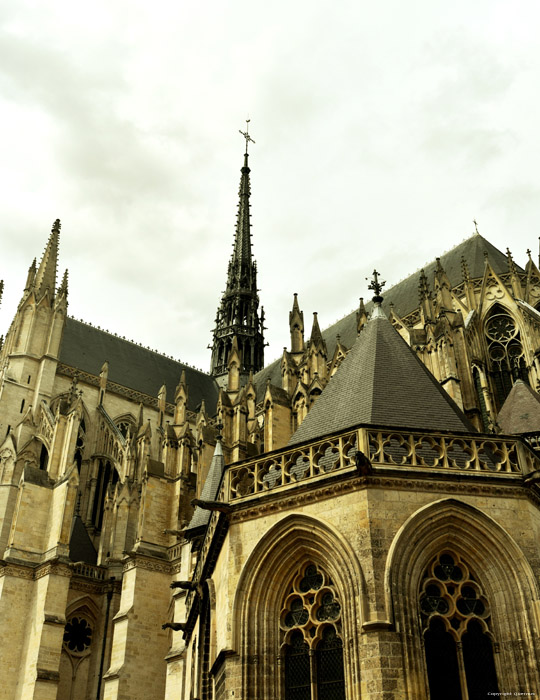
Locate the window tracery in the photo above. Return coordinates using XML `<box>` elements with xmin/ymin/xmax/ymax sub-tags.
<box><xmin>280</xmin><ymin>563</ymin><xmax>345</xmax><ymax>700</ymax></box>
<box><xmin>420</xmin><ymin>551</ymin><xmax>499</xmax><ymax>699</ymax></box>
<box><xmin>63</xmin><ymin>616</ymin><xmax>93</xmax><ymax>655</ymax></box>
<box><xmin>484</xmin><ymin>308</ymin><xmax>528</xmax><ymax>407</ymax></box>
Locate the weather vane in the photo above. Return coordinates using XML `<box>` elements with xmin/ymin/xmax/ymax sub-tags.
<box><xmin>239</xmin><ymin>119</ymin><xmax>255</xmax><ymax>153</ymax></box>
<box><xmin>473</xmin><ymin>219</ymin><xmax>479</xmax><ymax>234</ymax></box>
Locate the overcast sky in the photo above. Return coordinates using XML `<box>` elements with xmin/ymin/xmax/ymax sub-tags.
<box><xmin>1</xmin><ymin>0</ymin><xmax>539</xmax><ymax>375</ymax></box>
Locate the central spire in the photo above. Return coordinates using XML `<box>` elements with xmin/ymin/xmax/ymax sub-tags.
<box><xmin>210</xmin><ymin>125</ymin><xmax>265</xmax><ymax>387</ymax></box>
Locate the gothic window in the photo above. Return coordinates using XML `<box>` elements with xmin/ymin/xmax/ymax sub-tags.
<box><xmin>420</xmin><ymin>551</ymin><xmax>499</xmax><ymax>699</ymax></box>
<box><xmin>280</xmin><ymin>563</ymin><xmax>346</xmax><ymax>700</ymax></box>
<box><xmin>115</xmin><ymin>418</ymin><xmax>134</xmax><ymax>439</ymax></box>
<box><xmin>485</xmin><ymin>307</ymin><xmax>528</xmax><ymax>408</ymax></box>
<box><xmin>39</xmin><ymin>443</ymin><xmax>49</xmax><ymax>470</ymax></box>
<box><xmin>91</xmin><ymin>460</ymin><xmax>118</xmax><ymax>530</ymax></box>
<box><xmin>75</xmin><ymin>419</ymin><xmax>85</xmax><ymax>473</ymax></box>
<box><xmin>63</xmin><ymin>616</ymin><xmax>93</xmax><ymax>654</ymax></box>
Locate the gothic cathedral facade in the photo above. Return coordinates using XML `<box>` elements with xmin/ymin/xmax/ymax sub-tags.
<box><xmin>1</xmin><ymin>148</ymin><xmax>540</xmax><ymax>699</ymax></box>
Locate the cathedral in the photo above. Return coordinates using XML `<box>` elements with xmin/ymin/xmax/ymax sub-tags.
<box><xmin>1</xmin><ymin>139</ymin><xmax>540</xmax><ymax>700</ymax></box>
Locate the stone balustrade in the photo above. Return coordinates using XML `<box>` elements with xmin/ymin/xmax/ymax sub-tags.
<box><xmin>224</xmin><ymin>427</ymin><xmax>530</xmax><ymax>503</ymax></box>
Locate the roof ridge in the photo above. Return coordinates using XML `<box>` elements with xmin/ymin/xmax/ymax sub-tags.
<box><xmin>66</xmin><ymin>315</ymin><xmax>210</xmax><ymax>376</ymax></box>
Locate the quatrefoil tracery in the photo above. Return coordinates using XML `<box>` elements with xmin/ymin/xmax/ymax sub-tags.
<box><xmin>280</xmin><ymin>563</ymin><xmax>342</xmax><ymax>648</ymax></box>
<box><xmin>419</xmin><ymin>551</ymin><xmax>491</xmax><ymax>640</ymax></box>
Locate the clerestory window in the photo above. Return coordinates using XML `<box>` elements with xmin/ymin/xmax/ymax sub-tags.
<box><xmin>485</xmin><ymin>308</ymin><xmax>528</xmax><ymax>408</ymax></box>
<box><xmin>281</xmin><ymin>563</ymin><xmax>346</xmax><ymax>700</ymax></box>
<box><xmin>420</xmin><ymin>551</ymin><xmax>499</xmax><ymax>699</ymax></box>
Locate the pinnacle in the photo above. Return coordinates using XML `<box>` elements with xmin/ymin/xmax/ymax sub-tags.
<box><xmin>35</xmin><ymin>218</ymin><xmax>61</xmax><ymax>300</ymax></box>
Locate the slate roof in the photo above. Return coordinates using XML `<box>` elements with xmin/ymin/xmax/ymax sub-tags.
<box><xmin>498</xmin><ymin>380</ymin><xmax>540</xmax><ymax>434</ymax></box>
<box><xmin>59</xmin><ymin>318</ymin><xmax>219</xmax><ymax>413</ymax></box>
<box><xmin>69</xmin><ymin>514</ymin><xmax>98</xmax><ymax>565</ymax></box>
<box><xmin>185</xmin><ymin>438</ymin><xmax>225</xmax><ymax>536</ymax></box>
<box><xmin>288</xmin><ymin>308</ymin><xmax>474</xmax><ymax>445</ymax></box>
<box><xmin>255</xmin><ymin>233</ymin><xmax>517</xmax><ymax>394</ymax></box>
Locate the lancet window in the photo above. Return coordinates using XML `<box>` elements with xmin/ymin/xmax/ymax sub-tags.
<box><xmin>420</xmin><ymin>551</ymin><xmax>499</xmax><ymax>699</ymax></box>
<box><xmin>91</xmin><ymin>459</ymin><xmax>118</xmax><ymax>530</ymax></box>
<box><xmin>484</xmin><ymin>307</ymin><xmax>528</xmax><ymax>408</ymax></box>
<box><xmin>75</xmin><ymin>419</ymin><xmax>85</xmax><ymax>472</ymax></box>
<box><xmin>280</xmin><ymin>563</ymin><xmax>346</xmax><ymax>700</ymax></box>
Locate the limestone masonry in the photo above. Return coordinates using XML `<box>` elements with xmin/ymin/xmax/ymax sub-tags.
<box><xmin>1</xmin><ymin>149</ymin><xmax>540</xmax><ymax>699</ymax></box>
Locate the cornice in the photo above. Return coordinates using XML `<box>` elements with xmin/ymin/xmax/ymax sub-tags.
<box><xmin>229</xmin><ymin>474</ymin><xmax>527</xmax><ymax>524</ymax></box>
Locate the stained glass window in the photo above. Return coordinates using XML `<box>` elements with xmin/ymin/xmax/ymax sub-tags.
<box><xmin>282</xmin><ymin>563</ymin><xmax>346</xmax><ymax>700</ymax></box>
<box><xmin>420</xmin><ymin>551</ymin><xmax>499</xmax><ymax>698</ymax></box>
<box><xmin>485</xmin><ymin>309</ymin><xmax>528</xmax><ymax>408</ymax></box>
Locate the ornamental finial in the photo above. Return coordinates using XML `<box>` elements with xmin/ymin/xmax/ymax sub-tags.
<box><xmin>367</xmin><ymin>269</ymin><xmax>385</xmax><ymax>304</ymax></box>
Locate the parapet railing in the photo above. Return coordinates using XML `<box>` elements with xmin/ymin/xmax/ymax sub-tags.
<box><xmin>72</xmin><ymin>563</ymin><xmax>107</xmax><ymax>580</ymax></box>
<box><xmin>224</xmin><ymin>427</ymin><xmax>531</xmax><ymax>503</ymax></box>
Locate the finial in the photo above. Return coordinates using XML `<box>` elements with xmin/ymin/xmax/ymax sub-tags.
<box><xmin>239</xmin><ymin>119</ymin><xmax>255</xmax><ymax>154</ymax></box>
<box><xmin>52</xmin><ymin>219</ymin><xmax>61</xmax><ymax>233</ymax></box>
<box><xmin>506</xmin><ymin>247</ymin><xmax>516</xmax><ymax>274</ymax></box>
<box><xmin>527</xmin><ymin>248</ymin><xmax>532</xmax><ymax>261</ymax></box>
<box><xmin>367</xmin><ymin>269</ymin><xmax>385</xmax><ymax>303</ymax></box>
<box><xmin>473</xmin><ymin>219</ymin><xmax>479</xmax><ymax>234</ymax></box>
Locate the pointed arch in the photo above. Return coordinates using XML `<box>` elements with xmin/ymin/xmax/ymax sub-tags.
<box><xmin>385</xmin><ymin>498</ymin><xmax>540</xmax><ymax>697</ymax></box>
<box><xmin>482</xmin><ymin>303</ymin><xmax>529</xmax><ymax>407</ymax></box>
<box><xmin>233</xmin><ymin>513</ymin><xmax>366</xmax><ymax>700</ymax></box>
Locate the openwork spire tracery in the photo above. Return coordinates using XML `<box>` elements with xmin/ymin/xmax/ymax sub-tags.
<box><xmin>210</xmin><ymin>128</ymin><xmax>265</xmax><ymax>384</ymax></box>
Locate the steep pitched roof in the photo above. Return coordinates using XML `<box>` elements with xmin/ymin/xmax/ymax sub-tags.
<box><xmin>289</xmin><ymin>309</ymin><xmax>474</xmax><ymax>445</ymax></box>
<box><xmin>498</xmin><ymin>380</ymin><xmax>540</xmax><ymax>434</ymax></box>
<box><xmin>69</xmin><ymin>514</ymin><xmax>98</xmax><ymax>565</ymax></box>
<box><xmin>255</xmin><ymin>233</ymin><xmax>517</xmax><ymax>393</ymax></box>
<box><xmin>59</xmin><ymin>318</ymin><xmax>219</xmax><ymax>413</ymax></box>
<box><xmin>184</xmin><ymin>438</ymin><xmax>225</xmax><ymax>536</ymax></box>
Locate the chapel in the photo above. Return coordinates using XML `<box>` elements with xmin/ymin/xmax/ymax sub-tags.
<box><xmin>0</xmin><ymin>142</ymin><xmax>540</xmax><ymax>700</ymax></box>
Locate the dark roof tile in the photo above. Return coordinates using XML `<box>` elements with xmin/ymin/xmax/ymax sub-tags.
<box><xmin>59</xmin><ymin>318</ymin><xmax>219</xmax><ymax>413</ymax></box>
<box><xmin>289</xmin><ymin>309</ymin><xmax>474</xmax><ymax>445</ymax></box>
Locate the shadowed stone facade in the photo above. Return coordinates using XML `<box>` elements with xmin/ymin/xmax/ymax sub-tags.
<box><xmin>1</xmin><ymin>155</ymin><xmax>540</xmax><ymax>699</ymax></box>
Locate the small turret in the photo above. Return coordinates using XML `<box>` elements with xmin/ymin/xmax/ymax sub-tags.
<box><xmin>356</xmin><ymin>298</ymin><xmax>367</xmax><ymax>334</ymax></box>
<box><xmin>289</xmin><ymin>293</ymin><xmax>304</xmax><ymax>354</ymax></box>
<box><xmin>174</xmin><ymin>370</ymin><xmax>188</xmax><ymax>425</ymax></box>
<box><xmin>433</xmin><ymin>258</ymin><xmax>453</xmax><ymax>312</ymax></box>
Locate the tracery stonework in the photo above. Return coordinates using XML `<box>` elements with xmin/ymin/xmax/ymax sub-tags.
<box><xmin>280</xmin><ymin>563</ymin><xmax>346</xmax><ymax>700</ymax></box>
<box><xmin>420</xmin><ymin>551</ymin><xmax>499</xmax><ymax>698</ymax></box>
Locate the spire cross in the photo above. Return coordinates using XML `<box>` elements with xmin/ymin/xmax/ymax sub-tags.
<box><xmin>367</xmin><ymin>269</ymin><xmax>386</xmax><ymax>300</ymax></box>
<box><xmin>473</xmin><ymin>219</ymin><xmax>479</xmax><ymax>234</ymax></box>
<box><xmin>239</xmin><ymin>119</ymin><xmax>255</xmax><ymax>154</ymax></box>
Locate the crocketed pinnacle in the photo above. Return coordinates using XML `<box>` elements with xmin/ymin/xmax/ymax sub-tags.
<box><xmin>231</xmin><ymin>152</ymin><xmax>253</xmax><ymax>273</ymax></box>
<box><xmin>34</xmin><ymin>219</ymin><xmax>60</xmax><ymax>300</ymax></box>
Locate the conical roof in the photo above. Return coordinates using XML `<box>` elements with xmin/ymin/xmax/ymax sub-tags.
<box><xmin>185</xmin><ymin>438</ymin><xmax>225</xmax><ymax>536</ymax></box>
<box><xmin>289</xmin><ymin>307</ymin><xmax>473</xmax><ymax>445</ymax></box>
<box><xmin>498</xmin><ymin>380</ymin><xmax>540</xmax><ymax>434</ymax></box>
